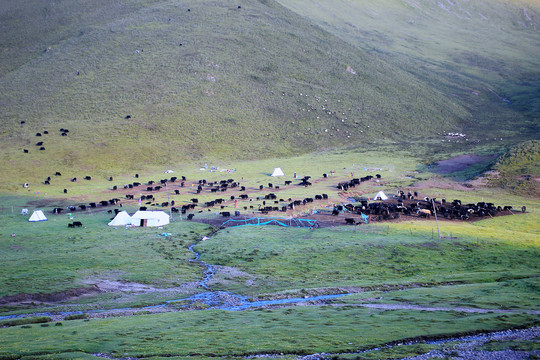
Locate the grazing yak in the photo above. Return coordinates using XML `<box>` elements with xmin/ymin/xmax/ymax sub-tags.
<box><xmin>417</xmin><ymin>209</ymin><xmax>431</xmax><ymax>218</ymax></box>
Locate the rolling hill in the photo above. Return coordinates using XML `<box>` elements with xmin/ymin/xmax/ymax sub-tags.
<box><xmin>0</xmin><ymin>0</ymin><xmax>538</xmax><ymax>184</ymax></box>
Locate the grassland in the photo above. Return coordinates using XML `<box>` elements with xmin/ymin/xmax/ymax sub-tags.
<box><xmin>0</xmin><ymin>213</ymin><xmax>214</xmax><ymax>298</ymax></box>
<box><xmin>0</xmin><ymin>307</ymin><xmax>537</xmax><ymax>359</ymax></box>
<box><xmin>0</xmin><ymin>0</ymin><xmax>539</xmax><ymax>357</ymax></box>
<box><xmin>197</xmin><ymin>223</ymin><xmax>539</xmax><ymax>295</ymax></box>
<box><xmin>0</xmin><ymin>149</ymin><xmax>538</xmax><ymax>358</ymax></box>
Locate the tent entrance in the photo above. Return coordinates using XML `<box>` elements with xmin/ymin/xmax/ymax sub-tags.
<box><xmin>140</xmin><ymin>219</ymin><xmax>147</xmax><ymax>227</ymax></box>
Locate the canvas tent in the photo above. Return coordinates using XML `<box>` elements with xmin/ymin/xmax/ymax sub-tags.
<box><xmin>271</xmin><ymin>167</ymin><xmax>284</xmax><ymax>177</ymax></box>
<box><xmin>28</xmin><ymin>210</ymin><xmax>47</xmax><ymax>222</ymax></box>
<box><xmin>373</xmin><ymin>191</ymin><xmax>388</xmax><ymax>201</ymax></box>
<box><xmin>131</xmin><ymin>211</ymin><xmax>170</xmax><ymax>227</ymax></box>
<box><xmin>108</xmin><ymin>211</ymin><xmax>132</xmax><ymax>226</ymax></box>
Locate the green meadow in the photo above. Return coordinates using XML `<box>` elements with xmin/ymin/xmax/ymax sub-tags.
<box><xmin>0</xmin><ymin>149</ymin><xmax>538</xmax><ymax>358</ymax></box>
<box><xmin>0</xmin><ymin>0</ymin><xmax>539</xmax><ymax>358</ymax></box>
<box><xmin>0</xmin><ymin>307</ymin><xmax>536</xmax><ymax>360</ymax></box>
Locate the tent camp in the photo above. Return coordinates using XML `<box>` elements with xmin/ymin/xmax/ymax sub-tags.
<box><xmin>271</xmin><ymin>167</ymin><xmax>284</xmax><ymax>177</ymax></box>
<box><xmin>131</xmin><ymin>211</ymin><xmax>170</xmax><ymax>227</ymax></box>
<box><xmin>373</xmin><ymin>191</ymin><xmax>388</xmax><ymax>201</ymax></box>
<box><xmin>108</xmin><ymin>211</ymin><xmax>132</xmax><ymax>226</ymax></box>
<box><xmin>28</xmin><ymin>210</ymin><xmax>47</xmax><ymax>222</ymax></box>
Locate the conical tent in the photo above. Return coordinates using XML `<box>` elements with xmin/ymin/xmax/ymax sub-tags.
<box><xmin>271</xmin><ymin>167</ymin><xmax>284</xmax><ymax>177</ymax></box>
<box><xmin>108</xmin><ymin>211</ymin><xmax>132</xmax><ymax>226</ymax></box>
<box><xmin>28</xmin><ymin>210</ymin><xmax>47</xmax><ymax>222</ymax></box>
<box><xmin>131</xmin><ymin>211</ymin><xmax>170</xmax><ymax>227</ymax></box>
<box><xmin>373</xmin><ymin>191</ymin><xmax>388</xmax><ymax>201</ymax></box>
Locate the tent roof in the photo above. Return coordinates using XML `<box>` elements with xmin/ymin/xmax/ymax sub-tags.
<box><xmin>29</xmin><ymin>210</ymin><xmax>47</xmax><ymax>222</ymax></box>
<box><xmin>108</xmin><ymin>211</ymin><xmax>132</xmax><ymax>226</ymax></box>
<box><xmin>373</xmin><ymin>191</ymin><xmax>388</xmax><ymax>201</ymax></box>
<box><xmin>271</xmin><ymin>167</ymin><xmax>284</xmax><ymax>176</ymax></box>
<box><xmin>132</xmin><ymin>211</ymin><xmax>170</xmax><ymax>220</ymax></box>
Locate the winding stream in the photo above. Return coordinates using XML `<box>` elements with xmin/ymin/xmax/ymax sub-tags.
<box><xmin>2</xmin><ymin>234</ymin><xmax>538</xmax><ymax>320</ymax></box>
<box><xmin>2</xmin><ymin>234</ymin><xmax>539</xmax><ymax>359</ymax></box>
<box><xmin>178</xmin><ymin>241</ymin><xmax>350</xmax><ymax>310</ymax></box>
<box><xmin>0</xmin><ymin>235</ymin><xmax>349</xmax><ymax>321</ymax></box>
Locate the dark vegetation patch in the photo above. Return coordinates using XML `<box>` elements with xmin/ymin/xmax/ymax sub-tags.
<box><xmin>489</xmin><ymin>140</ymin><xmax>540</xmax><ymax>196</ymax></box>
<box><xmin>0</xmin><ymin>316</ymin><xmax>51</xmax><ymax>328</ymax></box>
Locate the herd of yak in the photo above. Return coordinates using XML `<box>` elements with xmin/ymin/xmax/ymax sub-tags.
<box><xmin>34</xmin><ymin>169</ymin><xmax>522</xmax><ymax>225</ymax></box>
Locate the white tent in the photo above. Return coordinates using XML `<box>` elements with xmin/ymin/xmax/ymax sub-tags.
<box><xmin>271</xmin><ymin>167</ymin><xmax>284</xmax><ymax>177</ymax></box>
<box><xmin>28</xmin><ymin>210</ymin><xmax>47</xmax><ymax>222</ymax></box>
<box><xmin>131</xmin><ymin>211</ymin><xmax>170</xmax><ymax>227</ymax></box>
<box><xmin>373</xmin><ymin>191</ymin><xmax>388</xmax><ymax>201</ymax></box>
<box><xmin>108</xmin><ymin>211</ymin><xmax>132</xmax><ymax>226</ymax></box>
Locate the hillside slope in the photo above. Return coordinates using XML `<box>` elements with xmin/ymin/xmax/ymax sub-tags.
<box><xmin>277</xmin><ymin>0</ymin><xmax>540</xmax><ymax>136</ymax></box>
<box><xmin>0</xmin><ymin>0</ymin><xmax>538</xmax><ymax>183</ymax></box>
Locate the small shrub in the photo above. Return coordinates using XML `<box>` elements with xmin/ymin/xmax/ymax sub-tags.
<box><xmin>65</xmin><ymin>313</ymin><xmax>87</xmax><ymax>321</ymax></box>
<box><xmin>0</xmin><ymin>316</ymin><xmax>51</xmax><ymax>327</ymax></box>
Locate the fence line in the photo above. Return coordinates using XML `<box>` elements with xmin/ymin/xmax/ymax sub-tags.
<box><xmin>221</xmin><ymin>217</ymin><xmax>318</xmax><ymax>228</ymax></box>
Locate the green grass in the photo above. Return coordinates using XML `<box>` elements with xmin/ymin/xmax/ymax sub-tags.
<box><xmin>0</xmin><ymin>151</ymin><xmax>538</xmax><ymax>358</ymax></box>
<box><xmin>0</xmin><ymin>211</ymin><xmax>213</xmax><ymax>298</ymax></box>
<box><xmin>196</xmin><ymin>224</ymin><xmax>539</xmax><ymax>295</ymax></box>
<box><xmin>277</xmin><ymin>0</ymin><xmax>540</xmax><ymax>134</ymax></box>
<box><xmin>0</xmin><ymin>306</ymin><xmax>537</xmax><ymax>359</ymax></box>
<box><xmin>477</xmin><ymin>338</ymin><xmax>540</xmax><ymax>352</ymax></box>
<box><xmin>348</xmin><ymin>278</ymin><xmax>540</xmax><ymax>311</ymax></box>
<box><xmin>0</xmin><ymin>1</ymin><xmax>539</xmax><ymax>357</ymax></box>
<box><xmin>489</xmin><ymin>140</ymin><xmax>540</xmax><ymax>195</ymax></box>
<box><xmin>0</xmin><ymin>316</ymin><xmax>51</xmax><ymax>328</ymax></box>
<box><xmin>0</xmin><ymin>146</ymin><xmax>420</xmax><ymax>204</ymax></box>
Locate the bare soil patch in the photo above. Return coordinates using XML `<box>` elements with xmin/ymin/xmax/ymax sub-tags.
<box><xmin>209</xmin><ymin>265</ymin><xmax>258</xmax><ymax>287</ymax></box>
<box><xmin>0</xmin><ymin>279</ymin><xmax>201</xmax><ymax>307</ymax></box>
<box><xmin>0</xmin><ymin>286</ymin><xmax>100</xmax><ymax>306</ymax></box>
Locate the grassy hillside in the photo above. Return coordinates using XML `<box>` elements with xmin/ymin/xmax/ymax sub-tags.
<box><xmin>278</xmin><ymin>0</ymin><xmax>540</xmax><ymax>137</ymax></box>
<box><xmin>0</xmin><ymin>0</ymin><xmax>539</xmax><ymax>181</ymax></box>
<box><xmin>488</xmin><ymin>140</ymin><xmax>540</xmax><ymax>195</ymax></box>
